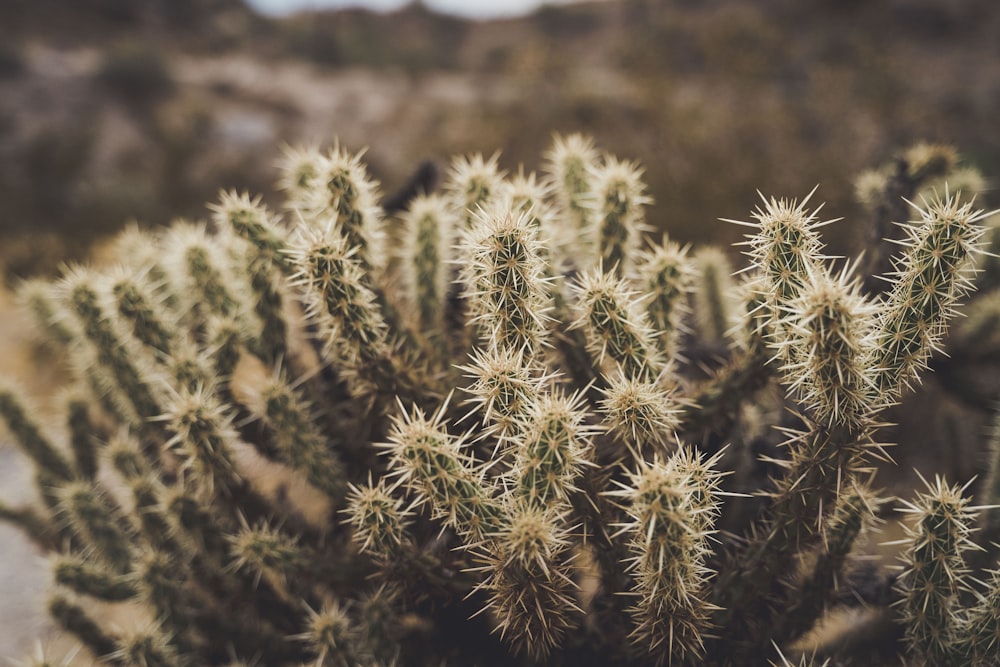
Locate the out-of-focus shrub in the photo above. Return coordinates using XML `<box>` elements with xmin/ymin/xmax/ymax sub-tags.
<box><xmin>0</xmin><ymin>44</ymin><xmax>26</xmax><ymax>79</ymax></box>
<box><xmin>96</xmin><ymin>43</ymin><xmax>175</xmax><ymax>107</ymax></box>
<box><xmin>282</xmin><ymin>6</ymin><xmax>466</xmax><ymax>74</ymax></box>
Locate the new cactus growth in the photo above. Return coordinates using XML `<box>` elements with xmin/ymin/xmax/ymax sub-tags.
<box><xmin>2</xmin><ymin>136</ymin><xmax>998</xmax><ymax>667</ymax></box>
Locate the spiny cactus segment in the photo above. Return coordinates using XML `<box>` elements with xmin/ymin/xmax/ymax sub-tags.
<box><xmin>1</xmin><ymin>137</ymin><xmax>997</xmax><ymax>667</ymax></box>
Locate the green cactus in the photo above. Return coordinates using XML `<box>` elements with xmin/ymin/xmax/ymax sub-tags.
<box><xmin>2</xmin><ymin>136</ymin><xmax>999</xmax><ymax>667</ymax></box>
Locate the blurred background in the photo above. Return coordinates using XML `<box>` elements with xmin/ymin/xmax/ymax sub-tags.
<box><xmin>1</xmin><ymin>0</ymin><xmax>999</xmax><ymax>281</ymax></box>
<box><xmin>1</xmin><ymin>0</ymin><xmax>1000</xmax><ymax>660</ymax></box>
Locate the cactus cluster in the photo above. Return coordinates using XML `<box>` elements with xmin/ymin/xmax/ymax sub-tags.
<box><xmin>2</xmin><ymin>136</ymin><xmax>999</xmax><ymax>666</ymax></box>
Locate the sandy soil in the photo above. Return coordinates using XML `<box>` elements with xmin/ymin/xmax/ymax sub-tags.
<box><xmin>0</xmin><ymin>287</ymin><xmax>58</xmax><ymax>662</ymax></box>
<box><xmin>0</xmin><ymin>454</ymin><xmax>55</xmax><ymax>663</ymax></box>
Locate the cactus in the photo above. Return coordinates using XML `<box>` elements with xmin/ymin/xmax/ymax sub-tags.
<box><xmin>1</xmin><ymin>136</ymin><xmax>998</xmax><ymax>667</ymax></box>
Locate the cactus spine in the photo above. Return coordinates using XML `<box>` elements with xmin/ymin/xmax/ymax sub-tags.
<box><xmin>1</xmin><ymin>136</ymin><xmax>996</xmax><ymax>667</ymax></box>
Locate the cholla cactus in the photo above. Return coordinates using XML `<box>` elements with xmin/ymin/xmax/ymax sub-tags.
<box><xmin>473</xmin><ymin>503</ymin><xmax>581</xmax><ymax>661</ymax></box>
<box><xmin>2</xmin><ymin>136</ymin><xmax>998</xmax><ymax>667</ymax></box>
<box><xmin>343</xmin><ymin>477</ymin><xmax>413</xmax><ymax>561</ymax></box>
<box><xmin>572</xmin><ymin>267</ymin><xmax>665</xmax><ymax>383</ymax></box>
<box><xmin>459</xmin><ymin>343</ymin><xmax>546</xmax><ymax>442</ymax></box>
<box><xmin>289</xmin><ymin>143</ymin><xmax>385</xmax><ymax>273</ymax></box>
<box><xmin>511</xmin><ymin>388</ymin><xmax>596</xmax><ymax>510</ymax></box>
<box><xmin>590</xmin><ymin>156</ymin><xmax>652</xmax><ymax>277</ymax></box>
<box><xmin>690</xmin><ymin>246</ymin><xmax>738</xmax><ymax>349</ymax></box>
<box><xmin>636</xmin><ymin>238</ymin><xmax>692</xmax><ymax>359</ymax></box>
<box><xmin>379</xmin><ymin>398</ymin><xmax>502</xmax><ymax>542</ymax></box>
<box><xmin>399</xmin><ymin>193</ymin><xmax>454</xmax><ymax>338</ymax></box>
<box><xmin>460</xmin><ymin>205</ymin><xmax>551</xmax><ymax>355</ymax></box>
<box><xmin>896</xmin><ymin>476</ymin><xmax>979</xmax><ymax>665</ymax></box>
<box><xmin>854</xmin><ymin>143</ymin><xmax>982</xmax><ymax>295</ymax></box>
<box><xmin>599</xmin><ymin>370</ymin><xmax>680</xmax><ymax>455</ymax></box>
<box><xmin>866</xmin><ymin>193</ymin><xmax>987</xmax><ymax>399</ymax></box>
<box><xmin>445</xmin><ymin>152</ymin><xmax>504</xmax><ymax>232</ymax></box>
<box><xmin>777</xmin><ymin>265</ymin><xmax>876</xmax><ymax>429</ymax></box>
<box><xmin>544</xmin><ymin>133</ymin><xmax>599</xmax><ymax>240</ymax></box>
<box><xmin>608</xmin><ymin>449</ymin><xmax>722</xmax><ymax>665</ymax></box>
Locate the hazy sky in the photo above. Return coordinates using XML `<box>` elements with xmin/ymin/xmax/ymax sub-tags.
<box><xmin>247</xmin><ymin>0</ymin><xmax>574</xmax><ymax>19</ymax></box>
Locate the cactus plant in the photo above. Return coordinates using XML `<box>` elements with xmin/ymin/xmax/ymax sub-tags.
<box><xmin>1</xmin><ymin>136</ymin><xmax>998</xmax><ymax>666</ymax></box>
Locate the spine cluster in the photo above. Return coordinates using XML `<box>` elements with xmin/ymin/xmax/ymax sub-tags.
<box><xmin>1</xmin><ymin>137</ymin><xmax>997</xmax><ymax>667</ymax></box>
